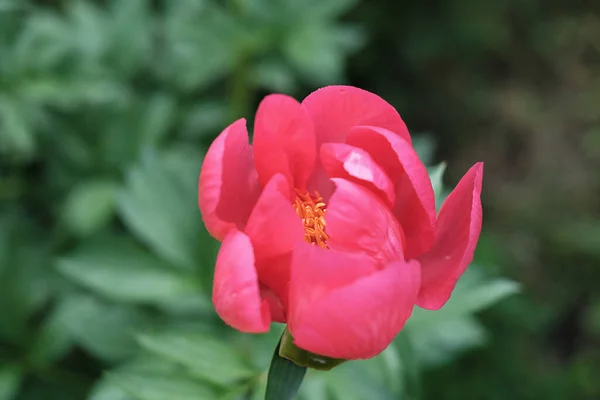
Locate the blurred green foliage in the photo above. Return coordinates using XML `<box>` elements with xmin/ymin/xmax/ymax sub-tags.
<box><xmin>346</xmin><ymin>1</ymin><xmax>600</xmax><ymax>399</ymax></box>
<box><xmin>1</xmin><ymin>0</ymin><xmax>597</xmax><ymax>399</ymax></box>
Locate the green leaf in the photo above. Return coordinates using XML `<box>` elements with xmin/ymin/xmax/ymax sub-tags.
<box><xmin>250</xmin><ymin>60</ymin><xmax>297</xmax><ymax>93</ymax></box>
<box><xmin>89</xmin><ymin>383</ymin><xmax>133</xmax><ymax>400</ymax></box>
<box><xmin>88</xmin><ymin>355</ymin><xmax>189</xmax><ymax>400</ymax></box>
<box><xmin>0</xmin><ymin>215</ymin><xmax>12</xmax><ymax>270</ymax></box>
<box><xmin>28</xmin><ymin>306</ymin><xmax>74</xmax><ymax>365</ymax></box>
<box><xmin>107</xmin><ymin>0</ymin><xmax>152</xmax><ymax>74</ymax></box>
<box><xmin>428</xmin><ymin>162</ymin><xmax>446</xmax><ymax>204</ymax></box>
<box><xmin>20</xmin><ymin>78</ymin><xmax>129</xmax><ymax>107</ymax></box>
<box><xmin>11</xmin><ymin>12</ymin><xmax>71</xmax><ymax>71</ymax></box>
<box><xmin>412</xmin><ymin>134</ymin><xmax>435</xmax><ymax>166</ymax></box>
<box><xmin>53</xmin><ymin>294</ymin><xmax>148</xmax><ymax>362</ymax></box>
<box><xmin>138</xmin><ymin>94</ymin><xmax>176</xmax><ymax>148</ymax></box>
<box><xmin>109</xmin><ymin>372</ymin><xmax>217</xmax><ymax>400</ymax></box>
<box><xmin>163</xmin><ymin>2</ymin><xmax>239</xmax><ymax>91</ymax></box>
<box><xmin>410</xmin><ymin>316</ymin><xmax>486</xmax><ymax>367</ymax></box>
<box><xmin>0</xmin><ymin>234</ymin><xmax>56</xmax><ymax>343</ymax></box>
<box><xmin>0</xmin><ymin>96</ymin><xmax>35</xmax><ymax>158</ymax></box>
<box><xmin>161</xmin><ymin>146</ymin><xmax>205</xmax><ymax>191</ymax></box>
<box><xmin>294</xmin><ymin>0</ymin><xmax>359</xmax><ymax>20</ymax></box>
<box><xmin>117</xmin><ymin>151</ymin><xmax>204</xmax><ymax>270</ymax></box>
<box><xmin>403</xmin><ymin>271</ymin><xmax>519</xmax><ymax>368</ymax></box>
<box><xmin>394</xmin><ymin>331</ymin><xmax>421</xmax><ymax>400</ymax></box>
<box><xmin>284</xmin><ymin>24</ymin><xmax>362</xmax><ymax>84</ymax></box>
<box><xmin>62</xmin><ymin>180</ymin><xmax>118</xmax><ymax>236</ymax></box>
<box><xmin>180</xmin><ymin>101</ymin><xmax>229</xmax><ymax>139</ymax></box>
<box><xmin>66</xmin><ymin>0</ymin><xmax>106</xmax><ymax>60</ymax></box>
<box><xmin>365</xmin><ymin>346</ymin><xmax>403</xmax><ymax>395</ymax></box>
<box><xmin>0</xmin><ymin>1</ymin><xmax>25</xmax><ymax>13</ymax></box>
<box><xmin>265</xmin><ymin>336</ymin><xmax>307</xmax><ymax>400</ymax></box>
<box><xmin>137</xmin><ymin>332</ymin><xmax>254</xmax><ymax>386</ymax></box>
<box><xmin>308</xmin><ymin>355</ymin><xmax>397</xmax><ymax>400</ymax></box>
<box><xmin>248</xmin><ymin>372</ymin><xmax>268</xmax><ymax>400</ymax></box>
<box><xmin>0</xmin><ymin>366</ymin><xmax>22</xmax><ymax>400</ymax></box>
<box><xmin>295</xmin><ymin>375</ymin><xmax>327</xmax><ymax>400</ymax></box>
<box><xmin>407</xmin><ymin>271</ymin><xmax>520</xmax><ymax>329</ymax></box>
<box><xmin>57</xmin><ymin>237</ymin><xmax>201</xmax><ymax>305</ymax></box>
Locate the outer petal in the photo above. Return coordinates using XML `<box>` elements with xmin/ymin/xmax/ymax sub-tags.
<box><xmin>244</xmin><ymin>174</ymin><xmax>303</xmax><ymax>309</ymax></box>
<box><xmin>212</xmin><ymin>230</ymin><xmax>271</xmax><ymax>333</ymax></box>
<box><xmin>326</xmin><ymin>178</ymin><xmax>405</xmax><ymax>265</ymax></box>
<box><xmin>302</xmin><ymin>85</ymin><xmax>411</xmax><ymax>145</ymax></box>
<box><xmin>303</xmin><ymin>86</ymin><xmax>411</xmax><ymax>198</ymax></box>
<box><xmin>199</xmin><ymin>119</ymin><xmax>261</xmax><ymax>241</ymax></box>
<box><xmin>253</xmin><ymin>94</ymin><xmax>316</xmax><ymax>192</ymax></box>
<box><xmin>289</xmin><ymin>244</ymin><xmax>420</xmax><ymax>360</ymax></box>
<box><xmin>287</xmin><ymin>244</ymin><xmax>378</xmax><ymax>334</ymax></box>
<box><xmin>417</xmin><ymin>163</ymin><xmax>484</xmax><ymax>310</ymax></box>
<box><xmin>320</xmin><ymin>143</ymin><xmax>396</xmax><ymax>207</ymax></box>
<box><xmin>347</xmin><ymin>126</ymin><xmax>436</xmax><ymax>259</ymax></box>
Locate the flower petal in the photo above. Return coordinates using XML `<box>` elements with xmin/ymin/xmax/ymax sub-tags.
<box><xmin>302</xmin><ymin>85</ymin><xmax>411</xmax><ymax>145</ymax></box>
<box><xmin>212</xmin><ymin>230</ymin><xmax>271</xmax><ymax>333</ymax></box>
<box><xmin>253</xmin><ymin>94</ymin><xmax>316</xmax><ymax>192</ymax></box>
<box><xmin>244</xmin><ymin>174</ymin><xmax>303</xmax><ymax>307</ymax></box>
<box><xmin>417</xmin><ymin>162</ymin><xmax>484</xmax><ymax>310</ymax></box>
<box><xmin>320</xmin><ymin>142</ymin><xmax>396</xmax><ymax>207</ymax></box>
<box><xmin>260</xmin><ymin>284</ymin><xmax>286</xmax><ymax>323</ymax></box>
<box><xmin>326</xmin><ymin>178</ymin><xmax>405</xmax><ymax>265</ymax></box>
<box><xmin>255</xmin><ymin>253</ymin><xmax>293</xmax><ymax>319</ymax></box>
<box><xmin>245</xmin><ymin>174</ymin><xmax>304</xmax><ymax>262</ymax></box>
<box><xmin>198</xmin><ymin>119</ymin><xmax>261</xmax><ymax>241</ymax></box>
<box><xmin>287</xmin><ymin>244</ymin><xmax>378</xmax><ymax>334</ymax></box>
<box><xmin>347</xmin><ymin>126</ymin><xmax>436</xmax><ymax>259</ymax></box>
<box><xmin>289</xmin><ymin>245</ymin><xmax>420</xmax><ymax>360</ymax></box>
<box><xmin>303</xmin><ymin>86</ymin><xmax>411</xmax><ymax>198</ymax></box>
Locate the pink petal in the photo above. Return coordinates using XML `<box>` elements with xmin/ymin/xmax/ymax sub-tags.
<box><xmin>326</xmin><ymin>178</ymin><xmax>405</xmax><ymax>265</ymax></box>
<box><xmin>245</xmin><ymin>174</ymin><xmax>303</xmax><ymax>261</ymax></box>
<box><xmin>260</xmin><ymin>284</ymin><xmax>286</xmax><ymax>323</ymax></box>
<box><xmin>244</xmin><ymin>174</ymin><xmax>303</xmax><ymax>307</ymax></box>
<box><xmin>256</xmin><ymin>253</ymin><xmax>293</xmax><ymax>319</ymax></box>
<box><xmin>302</xmin><ymin>86</ymin><xmax>411</xmax><ymax>198</ymax></box>
<box><xmin>302</xmin><ymin>85</ymin><xmax>411</xmax><ymax>145</ymax></box>
<box><xmin>287</xmin><ymin>244</ymin><xmax>378</xmax><ymax>334</ymax></box>
<box><xmin>253</xmin><ymin>94</ymin><xmax>316</xmax><ymax>192</ymax></box>
<box><xmin>347</xmin><ymin>126</ymin><xmax>436</xmax><ymax>259</ymax></box>
<box><xmin>289</xmin><ymin>244</ymin><xmax>420</xmax><ymax>360</ymax></box>
<box><xmin>198</xmin><ymin>119</ymin><xmax>261</xmax><ymax>241</ymax></box>
<box><xmin>320</xmin><ymin>142</ymin><xmax>396</xmax><ymax>207</ymax></box>
<box><xmin>212</xmin><ymin>230</ymin><xmax>271</xmax><ymax>333</ymax></box>
<box><xmin>417</xmin><ymin>162</ymin><xmax>484</xmax><ymax>310</ymax></box>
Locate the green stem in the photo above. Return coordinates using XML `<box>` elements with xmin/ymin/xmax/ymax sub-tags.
<box><xmin>265</xmin><ymin>332</ymin><xmax>306</xmax><ymax>400</ymax></box>
<box><xmin>228</xmin><ymin>0</ymin><xmax>252</xmax><ymax>120</ymax></box>
<box><xmin>230</xmin><ymin>51</ymin><xmax>251</xmax><ymax>120</ymax></box>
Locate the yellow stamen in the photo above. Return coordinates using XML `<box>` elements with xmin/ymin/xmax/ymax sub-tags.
<box><xmin>292</xmin><ymin>189</ymin><xmax>328</xmax><ymax>248</ymax></box>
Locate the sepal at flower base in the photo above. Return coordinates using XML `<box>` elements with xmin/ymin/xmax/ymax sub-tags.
<box><xmin>279</xmin><ymin>328</ymin><xmax>346</xmax><ymax>371</ymax></box>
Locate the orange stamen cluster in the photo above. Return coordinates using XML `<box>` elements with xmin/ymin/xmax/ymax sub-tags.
<box><xmin>292</xmin><ymin>189</ymin><xmax>329</xmax><ymax>248</ymax></box>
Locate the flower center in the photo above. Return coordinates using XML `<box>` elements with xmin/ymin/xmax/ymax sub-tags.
<box><xmin>292</xmin><ymin>189</ymin><xmax>328</xmax><ymax>248</ymax></box>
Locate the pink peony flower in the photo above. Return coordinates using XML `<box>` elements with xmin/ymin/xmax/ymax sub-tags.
<box><xmin>199</xmin><ymin>86</ymin><xmax>483</xmax><ymax>360</ymax></box>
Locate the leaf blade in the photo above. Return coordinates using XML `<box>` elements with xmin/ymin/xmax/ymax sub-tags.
<box><xmin>137</xmin><ymin>332</ymin><xmax>254</xmax><ymax>386</ymax></box>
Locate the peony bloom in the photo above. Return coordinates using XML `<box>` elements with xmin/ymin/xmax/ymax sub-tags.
<box><xmin>199</xmin><ymin>86</ymin><xmax>483</xmax><ymax>360</ymax></box>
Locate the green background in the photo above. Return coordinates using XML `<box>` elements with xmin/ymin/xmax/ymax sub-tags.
<box><xmin>0</xmin><ymin>0</ymin><xmax>598</xmax><ymax>399</ymax></box>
